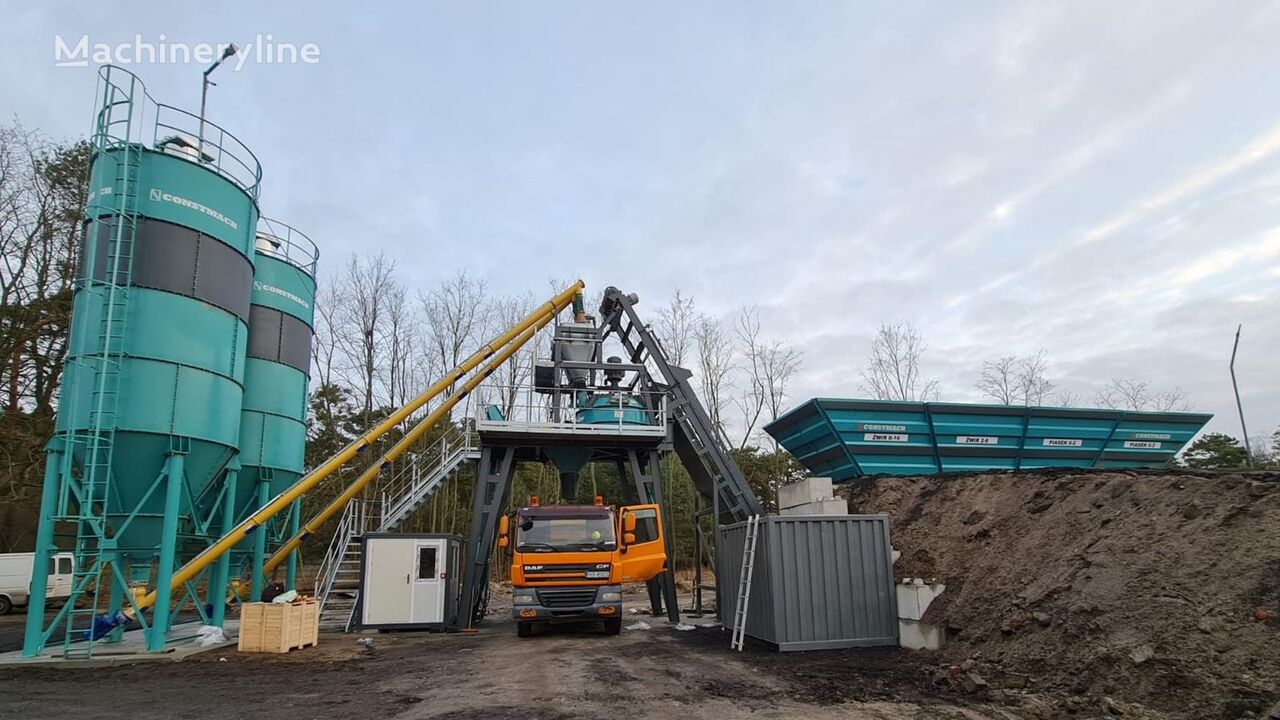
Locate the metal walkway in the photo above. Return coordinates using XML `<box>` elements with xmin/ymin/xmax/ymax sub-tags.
<box><xmin>314</xmin><ymin>426</ymin><xmax>479</xmax><ymax>631</ymax></box>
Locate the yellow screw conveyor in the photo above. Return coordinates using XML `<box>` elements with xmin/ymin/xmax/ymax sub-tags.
<box><xmin>134</xmin><ymin>280</ymin><xmax>585</xmax><ymax>612</ymax></box>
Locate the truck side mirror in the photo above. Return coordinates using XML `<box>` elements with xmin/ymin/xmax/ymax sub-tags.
<box><xmin>498</xmin><ymin>536</ymin><xmax>509</xmax><ymax>549</ymax></box>
<box><xmin>623</xmin><ymin>514</ymin><xmax>637</xmax><ymax>533</ymax></box>
<box><xmin>499</xmin><ymin>515</ymin><xmax>509</xmax><ymax>538</ymax></box>
<box><xmin>623</xmin><ymin>532</ymin><xmax>636</xmax><ymax>545</ymax></box>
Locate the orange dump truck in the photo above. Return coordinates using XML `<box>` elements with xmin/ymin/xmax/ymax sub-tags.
<box><xmin>498</xmin><ymin>498</ymin><xmax>667</xmax><ymax>637</ymax></box>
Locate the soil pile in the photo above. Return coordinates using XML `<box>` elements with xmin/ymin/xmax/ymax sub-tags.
<box><xmin>840</xmin><ymin>469</ymin><xmax>1280</xmax><ymax>719</ymax></box>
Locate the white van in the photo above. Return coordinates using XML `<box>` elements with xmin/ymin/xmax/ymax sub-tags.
<box><xmin>0</xmin><ymin>552</ymin><xmax>75</xmax><ymax>614</ymax></box>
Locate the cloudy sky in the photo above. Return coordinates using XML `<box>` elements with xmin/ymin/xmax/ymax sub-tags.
<box><xmin>3</xmin><ymin>2</ymin><xmax>1277</xmax><ymax>442</ymax></box>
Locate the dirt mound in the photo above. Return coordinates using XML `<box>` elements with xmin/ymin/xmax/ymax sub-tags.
<box><xmin>840</xmin><ymin>469</ymin><xmax>1280</xmax><ymax>719</ymax></box>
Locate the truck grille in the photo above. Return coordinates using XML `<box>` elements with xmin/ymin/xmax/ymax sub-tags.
<box><xmin>537</xmin><ymin>588</ymin><xmax>598</xmax><ymax>608</ymax></box>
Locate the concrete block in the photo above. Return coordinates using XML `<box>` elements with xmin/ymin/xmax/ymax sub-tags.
<box><xmin>779</xmin><ymin>498</ymin><xmax>848</xmax><ymax>516</ymax></box>
<box><xmin>778</xmin><ymin>477</ymin><xmax>835</xmax><ymax>509</ymax></box>
<box><xmin>899</xmin><ymin>618</ymin><xmax>946</xmax><ymax>650</ymax></box>
<box><xmin>896</xmin><ymin>579</ymin><xmax>945</xmax><ymax>621</ymax></box>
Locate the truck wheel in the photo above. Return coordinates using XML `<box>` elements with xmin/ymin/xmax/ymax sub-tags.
<box><xmin>0</xmin><ymin>596</ymin><xmax>12</xmax><ymax>616</ymax></box>
<box><xmin>516</xmin><ymin>621</ymin><xmax>533</xmax><ymax>638</ymax></box>
<box><xmin>603</xmin><ymin>618</ymin><xmax>621</xmax><ymax>636</ymax></box>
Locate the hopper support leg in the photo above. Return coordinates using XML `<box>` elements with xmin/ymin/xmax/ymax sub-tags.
<box><xmin>147</xmin><ymin>450</ymin><xmax>186</xmax><ymax>652</ymax></box>
<box><xmin>250</xmin><ymin>478</ymin><xmax>270</xmax><ymax>601</ymax></box>
<box><xmin>21</xmin><ymin>444</ymin><xmax>64</xmax><ymax>657</ymax></box>
<box><xmin>211</xmin><ymin>463</ymin><xmax>239</xmax><ymax>627</ymax></box>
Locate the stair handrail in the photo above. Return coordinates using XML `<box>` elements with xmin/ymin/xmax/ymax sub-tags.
<box><xmin>314</xmin><ymin>499</ymin><xmax>359</xmax><ymax>606</ymax></box>
<box><xmin>378</xmin><ymin>423</ymin><xmax>477</xmax><ymax>527</ymax></box>
<box><xmin>379</xmin><ymin>433</ymin><xmax>478</xmax><ymax>532</ymax></box>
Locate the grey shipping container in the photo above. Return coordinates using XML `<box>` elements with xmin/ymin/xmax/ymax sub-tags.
<box><xmin>718</xmin><ymin>514</ymin><xmax>898</xmax><ymax>651</ymax></box>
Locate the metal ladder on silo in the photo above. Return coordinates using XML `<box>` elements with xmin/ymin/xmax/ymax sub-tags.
<box><xmin>730</xmin><ymin>515</ymin><xmax>761</xmax><ymax>652</ymax></box>
<box><xmin>62</xmin><ymin>95</ymin><xmax>143</xmax><ymax>659</ymax></box>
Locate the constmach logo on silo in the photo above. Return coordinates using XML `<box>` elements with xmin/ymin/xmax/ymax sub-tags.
<box><xmin>254</xmin><ymin>281</ymin><xmax>311</xmax><ymax>309</ymax></box>
<box><xmin>148</xmin><ymin>187</ymin><xmax>239</xmax><ymax>230</ymax></box>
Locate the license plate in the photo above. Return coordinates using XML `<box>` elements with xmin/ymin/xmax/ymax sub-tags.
<box><xmin>585</xmin><ymin>571</ymin><xmax>609</xmax><ymax>579</ymax></box>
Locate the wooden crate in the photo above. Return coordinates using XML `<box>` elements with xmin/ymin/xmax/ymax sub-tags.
<box><xmin>237</xmin><ymin>601</ymin><xmax>319</xmax><ymax>653</ymax></box>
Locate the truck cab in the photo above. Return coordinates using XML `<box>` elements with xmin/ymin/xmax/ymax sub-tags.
<box><xmin>499</xmin><ymin>498</ymin><xmax>667</xmax><ymax>637</ymax></box>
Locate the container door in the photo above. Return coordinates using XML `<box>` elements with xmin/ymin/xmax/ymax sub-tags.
<box><xmin>362</xmin><ymin>537</ymin><xmax>415</xmax><ymax>626</ymax></box>
<box><xmin>618</xmin><ymin>505</ymin><xmax>667</xmax><ymax>583</ymax></box>
<box><xmin>411</xmin><ymin>540</ymin><xmax>444</xmax><ymax>624</ymax></box>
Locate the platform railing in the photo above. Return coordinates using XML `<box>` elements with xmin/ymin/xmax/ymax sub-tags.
<box><xmin>256</xmin><ymin>216</ymin><xmax>320</xmax><ymax>275</ymax></box>
<box><xmin>475</xmin><ymin>383</ymin><xmax>669</xmax><ymax>436</ymax></box>
<box><xmin>94</xmin><ymin>64</ymin><xmax>262</xmax><ymax>197</ymax></box>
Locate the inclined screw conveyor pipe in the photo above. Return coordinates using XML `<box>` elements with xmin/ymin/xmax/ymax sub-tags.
<box><xmin>263</xmin><ymin>302</ymin><xmax>560</xmax><ymax>573</ymax></box>
<box><xmin>133</xmin><ymin>280</ymin><xmax>584</xmax><ymax>612</ymax></box>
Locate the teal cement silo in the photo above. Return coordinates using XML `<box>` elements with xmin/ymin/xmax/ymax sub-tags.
<box><xmin>234</xmin><ymin>218</ymin><xmax>317</xmax><ymax>599</ymax></box>
<box><xmin>23</xmin><ymin>66</ymin><xmax>261</xmax><ymax>658</ymax></box>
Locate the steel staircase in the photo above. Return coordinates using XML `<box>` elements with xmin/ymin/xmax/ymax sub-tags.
<box><xmin>314</xmin><ymin>426</ymin><xmax>479</xmax><ymax>631</ymax></box>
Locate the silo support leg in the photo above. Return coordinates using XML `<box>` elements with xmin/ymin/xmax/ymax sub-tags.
<box><xmin>148</xmin><ymin>451</ymin><xmax>186</xmax><ymax>652</ymax></box>
<box><xmin>250</xmin><ymin>479</ymin><xmax>269</xmax><ymax>602</ymax></box>
<box><xmin>21</xmin><ymin>445</ymin><xmax>64</xmax><ymax>657</ymax></box>
<box><xmin>106</xmin><ymin>566</ymin><xmax>126</xmax><ymax>642</ymax></box>
<box><xmin>210</xmin><ymin>465</ymin><xmax>239</xmax><ymax>627</ymax></box>
<box><xmin>285</xmin><ymin>499</ymin><xmax>300</xmax><ymax>591</ymax></box>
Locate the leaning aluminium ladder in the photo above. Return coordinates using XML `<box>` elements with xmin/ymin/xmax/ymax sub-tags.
<box><xmin>730</xmin><ymin>515</ymin><xmax>761</xmax><ymax>651</ymax></box>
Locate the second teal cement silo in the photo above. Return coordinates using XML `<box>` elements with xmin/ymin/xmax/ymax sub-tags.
<box><xmin>235</xmin><ymin>219</ymin><xmax>317</xmax><ymax>598</ymax></box>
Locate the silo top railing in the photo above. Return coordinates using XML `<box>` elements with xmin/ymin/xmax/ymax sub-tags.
<box><xmin>256</xmin><ymin>216</ymin><xmax>320</xmax><ymax>275</ymax></box>
<box><xmin>93</xmin><ymin>64</ymin><xmax>263</xmax><ymax>199</ymax></box>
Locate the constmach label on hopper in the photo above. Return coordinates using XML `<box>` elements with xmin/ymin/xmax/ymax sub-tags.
<box><xmin>864</xmin><ymin>433</ymin><xmax>909</xmax><ymax>442</ymax></box>
<box><xmin>955</xmin><ymin>435</ymin><xmax>998</xmax><ymax>445</ymax></box>
<box><xmin>859</xmin><ymin>423</ymin><xmax>907</xmax><ymax>432</ymax></box>
<box><xmin>1042</xmin><ymin>438</ymin><xmax>1083</xmax><ymax>447</ymax></box>
<box><xmin>1131</xmin><ymin>432</ymin><xmax>1171</xmax><ymax>440</ymax></box>
<box><xmin>148</xmin><ymin>187</ymin><xmax>239</xmax><ymax>230</ymax></box>
<box><xmin>1123</xmin><ymin>441</ymin><xmax>1162</xmax><ymax>449</ymax></box>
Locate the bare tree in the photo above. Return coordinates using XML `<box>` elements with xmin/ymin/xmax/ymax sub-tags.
<box><xmin>384</xmin><ymin>282</ymin><xmax>416</xmax><ymax>412</ymax></box>
<box><xmin>861</xmin><ymin>322</ymin><xmax>939</xmax><ymax>401</ymax></box>
<box><xmin>654</xmin><ymin>288</ymin><xmax>697</xmax><ymax>366</ymax></box>
<box><xmin>489</xmin><ymin>291</ymin><xmax>536</xmax><ymax>418</ymax></box>
<box><xmin>421</xmin><ymin>270</ymin><xmax>488</xmax><ymax>405</ymax></box>
<box><xmin>1017</xmin><ymin>351</ymin><xmax>1055</xmax><ymax>406</ymax></box>
<box><xmin>1095</xmin><ymin>378</ymin><xmax>1191</xmax><ymax>412</ymax></box>
<box><xmin>975</xmin><ymin>355</ymin><xmax>1019</xmax><ymax>405</ymax></box>
<box><xmin>976</xmin><ymin>351</ymin><xmax>1054</xmax><ymax>406</ymax></box>
<box><xmin>335</xmin><ymin>253</ymin><xmax>398</xmax><ymax>419</ymax></box>
<box><xmin>1053</xmin><ymin>389</ymin><xmax>1081</xmax><ymax>407</ymax></box>
<box><xmin>732</xmin><ymin>306</ymin><xmax>767</xmax><ymax>447</ymax></box>
<box><xmin>694</xmin><ymin>315</ymin><xmax>734</xmax><ymax>446</ymax></box>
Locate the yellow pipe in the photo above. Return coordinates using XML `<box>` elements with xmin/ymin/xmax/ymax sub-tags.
<box><xmin>136</xmin><ymin>280</ymin><xmax>583</xmax><ymax>610</ymax></box>
<box><xmin>263</xmin><ymin>305</ymin><xmax>559</xmax><ymax>572</ymax></box>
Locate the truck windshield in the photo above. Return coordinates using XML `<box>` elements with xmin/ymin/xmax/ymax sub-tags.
<box><xmin>517</xmin><ymin>515</ymin><xmax>616</xmax><ymax>552</ymax></box>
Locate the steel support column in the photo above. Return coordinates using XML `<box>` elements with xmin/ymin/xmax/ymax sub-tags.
<box><xmin>147</xmin><ymin>450</ymin><xmax>186</xmax><ymax>652</ymax></box>
<box><xmin>21</xmin><ymin>442</ymin><xmax>64</xmax><ymax>657</ymax></box>
<box><xmin>210</xmin><ymin>462</ymin><xmax>239</xmax><ymax>627</ymax></box>
<box><xmin>250</xmin><ymin>478</ymin><xmax>269</xmax><ymax>601</ymax></box>
<box><xmin>459</xmin><ymin>445</ymin><xmax>517</xmax><ymax>628</ymax></box>
<box><xmin>627</xmin><ymin>449</ymin><xmax>680</xmax><ymax>624</ymax></box>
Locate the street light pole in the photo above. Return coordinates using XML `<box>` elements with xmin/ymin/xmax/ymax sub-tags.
<box><xmin>198</xmin><ymin>43</ymin><xmax>239</xmax><ymax>161</ymax></box>
<box><xmin>1230</xmin><ymin>324</ymin><xmax>1252</xmax><ymax>468</ymax></box>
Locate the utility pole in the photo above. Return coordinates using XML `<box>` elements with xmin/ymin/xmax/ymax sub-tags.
<box><xmin>1230</xmin><ymin>324</ymin><xmax>1252</xmax><ymax>468</ymax></box>
<box><xmin>198</xmin><ymin>44</ymin><xmax>239</xmax><ymax>160</ymax></box>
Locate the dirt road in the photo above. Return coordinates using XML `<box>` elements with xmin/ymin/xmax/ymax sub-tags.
<box><xmin>0</xmin><ymin>609</ymin><xmax>1030</xmax><ymax>720</ymax></box>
